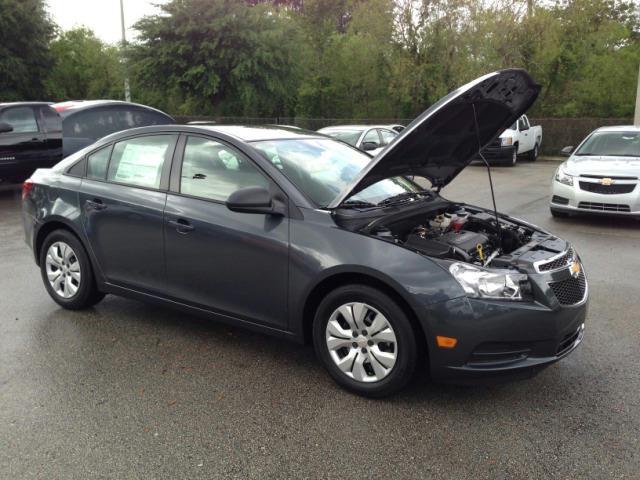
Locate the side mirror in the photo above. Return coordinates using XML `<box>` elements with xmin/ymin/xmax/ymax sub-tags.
<box><xmin>226</xmin><ymin>186</ymin><xmax>285</xmax><ymax>216</ymax></box>
<box><xmin>0</xmin><ymin>122</ymin><xmax>13</xmax><ymax>134</ymax></box>
<box><xmin>361</xmin><ymin>141</ymin><xmax>379</xmax><ymax>152</ymax></box>
<box><xmin>560</xmin><ymin>146</ymin><xmax>574</xmax><ymax>157</ymax></box>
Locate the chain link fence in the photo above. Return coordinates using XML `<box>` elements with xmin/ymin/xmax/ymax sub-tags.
<box><xmin>174</xmin><ymin>115</ymin><xmax>633</xmax><ymax>156</ymax></box>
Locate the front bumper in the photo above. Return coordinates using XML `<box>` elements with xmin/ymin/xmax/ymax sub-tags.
<box><xmin>421</xmin><ymin>266</ymin><xmax>588</xmax><ymax>384</ymax></box>
<box><xmin>550</xmin><ymin>176</ymin><xmax>640</xmax><ymax>217</ymax></box>
<box><xmin>478</xmin><ymin>145</ymin><xmax>516</xmax><ymax>164</ymax></box>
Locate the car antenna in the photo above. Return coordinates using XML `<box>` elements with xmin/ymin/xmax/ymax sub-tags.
<box><xmin>472</xmin><ymin>103</ymin><xmax>503</xmax><ymax>250</ymax></box>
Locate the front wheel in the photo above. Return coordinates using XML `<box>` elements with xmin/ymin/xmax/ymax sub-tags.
<box><xmin>507</xmin><ymin>146</ymin><xmax>517</xmax><ymax>167</ymax></box>
<box><xmin>40</xmin><ymin>229</ymin><xmax>105</xmax><ymax>310</ymax></box>
<box><xmin>313</xmin><ymin>284</ymin><xmax>418</xmax><ymax>397</ymax></box>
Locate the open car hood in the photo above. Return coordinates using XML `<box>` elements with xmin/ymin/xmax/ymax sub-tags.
<box><xmin>328</xmin><ymin>69</ymin><xmax>540</xmax><ymax>208</ymax></box>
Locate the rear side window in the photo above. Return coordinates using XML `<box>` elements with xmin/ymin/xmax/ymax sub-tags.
<box><xmin>0</xmin><ymin>107</ymin><xmax>38</xmax><ymax>133</ymax></box>
<box><xmin>63</xmin><ymin>107</ymin><xmax>172</xmax><ymax>140</ymax></box>
<box><xmin>87</xmin><ymin>146</ymin><xmax>112</xmax><ymax>180</ymax></box>
<box><xmin>40</xmin><ymin>106</ymin><xmax>62</xmax><ymax>133</ymax></box>
<box><xmin>107</xmin><ymin>135</ymin><xmax>174</xmax><ymax>189</ymax></box>
<box><xmin>180</xmin><ymin>136</ymin><xmax>270</xmax><ymax>202</ymax></box>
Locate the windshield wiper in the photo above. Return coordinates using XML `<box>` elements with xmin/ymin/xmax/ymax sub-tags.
<box><xmin>338</xmin><ymin>199</ymin><xmax>379</xmax><ymax>209</ymax></box>
<box><xmin>377</xmin><ymin>190</ymin><xmax>432</xmax><ymax>206</ymax></box>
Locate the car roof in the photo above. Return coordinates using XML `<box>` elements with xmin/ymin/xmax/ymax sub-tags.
<box><xmin>594</xmin><ymin>125</ymin><xmax>640</xmax><ymax>133</ymax></box>
<box><xmin>96</xmin><ymin>124</ymin><xmax>326</xmax><ymax>143</ymax></box>
<box><xmin>52</xmin><ymin>100</ymin><xmax>174</xmax><ymax>119</ymax></box>
<box><xmin>319</xmin><ymin>125</ymin><xmax>396</xmax><ymax>131</ymax></box>
<box><xmin>0</xmin><ymin>101</ymin><xmax>53</xmax><ymax>108</ymax></box>
<box><xmin>194</xmin><ymin>125</ymin><xmax>324</xmax><ymax>141</ymax></box>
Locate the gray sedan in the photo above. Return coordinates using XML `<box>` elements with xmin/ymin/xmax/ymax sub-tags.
<box><xmin>22</xmin><ymin>69</ymin><xmax>586</xmax><ymax>397</ymax></box>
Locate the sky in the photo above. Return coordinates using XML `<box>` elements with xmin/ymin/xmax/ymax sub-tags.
<box><xmin>46</xmin><ymin>0</ymin><xmax>168</xmax><ymax>44</ymax></box>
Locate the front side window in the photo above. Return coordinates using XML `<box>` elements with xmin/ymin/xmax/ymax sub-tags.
<box><xmin>362</xmin><ymin>129</ymin><xmax>380</xmax><ymax>146</ymax></box>
<box><xmin>0</xmin><ymin>107</ymin><xmax>38</xmax><ymax>133</ymax></box>
<box><xmin>253</xmin><ymin>138</ymin><xmax>426</xmax><ymax>207</ymax></box>
<box><xmin>379</xmin><ymin>129</ymin><xmax>397</xmax><ymax>146</ymax></box>
<box><xmin>575</xmin><ymin>131</ymin><xmax>640</xmax><ymax>158</ymax></box>
<box><xmin>180</xmin><ymin>136</ymin><xmax>270</xmax><ymax>202</ymax></box>
<box><xmin>107</xmin><ymin>135</ymin><xmax>174</xmax><ymax>189</ymax></box>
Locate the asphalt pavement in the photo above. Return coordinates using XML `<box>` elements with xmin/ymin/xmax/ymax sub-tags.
<box><xmin>1</xmin><ymin>160</ymin><xmax>638</xmax><ymax>479</ymax></box>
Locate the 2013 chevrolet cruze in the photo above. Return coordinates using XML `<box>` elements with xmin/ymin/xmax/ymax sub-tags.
<box><xmin>22</xmin><ymin>70</ymin><xmax>587</xmax><ymax>397</ymax></box>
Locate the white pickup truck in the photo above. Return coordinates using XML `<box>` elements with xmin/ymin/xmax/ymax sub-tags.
<box><xmin>481</xmin><ymin>114</ymin><xmax>543</xmax><ymax>166</ymax></box>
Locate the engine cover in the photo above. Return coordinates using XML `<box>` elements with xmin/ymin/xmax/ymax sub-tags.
<box><xmin>440</xmin><ymin>231</ymin><xmax>491</xmax><ymax>258</ymax></box>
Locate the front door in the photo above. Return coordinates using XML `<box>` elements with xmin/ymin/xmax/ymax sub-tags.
<box><xmin>79</xmin><ymin>134</ymin><xmax>177</xmax><ymax>292</ymax></box>
<box><xmin>164</xmin><ymin>135</ymin><xmax>289</xmax><ymax>328</ymax></box>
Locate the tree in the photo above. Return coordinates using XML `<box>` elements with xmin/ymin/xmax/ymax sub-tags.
<box><xmin>45</xmin><ymin>28</ymin><xmax>124</xmax><ymax>101</ymax></box>
<box><xmin>0</xmin><ymin>0</ymin><xmax>55</xmax><ymax>100</ymax></box>
<box><xmin>130</xmin><ymin>0</ymin><xmax>303</xmax><ymax>116</ymax></box>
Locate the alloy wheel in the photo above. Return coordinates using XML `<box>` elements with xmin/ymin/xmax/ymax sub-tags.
<box><xmin>45</xmin><ymin>241</ymin><xmax>81</xmax><ymax>299</ymax></box>
<box><xmin>325</xmin><ymin>302</ymin><xmax>398</xmax><ymax>383</ymax></box>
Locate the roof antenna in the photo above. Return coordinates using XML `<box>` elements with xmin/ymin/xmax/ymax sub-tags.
<box><xmin>472</xmin><ymin>103</ymin><xmax>503</xmax><ymax>251</ymax></box>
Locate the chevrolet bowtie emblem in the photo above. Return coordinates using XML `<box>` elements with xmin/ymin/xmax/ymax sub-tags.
<box><xmin>570</xmin><ymin>261</ymin><xmax>581</xmax><ymax>278</ymax></box>
<box><xmin>600</xmin><ymin>178</ymin><xmax>614</xmax><ymax>185</ymax></box>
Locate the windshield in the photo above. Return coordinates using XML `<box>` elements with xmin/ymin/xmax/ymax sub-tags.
<box><xmin>575</xmin><ymin>131</ymin><xmax>640</xmax><ymax>157</ymax></box>
<box><xmin>319</xmin><ymin>129</ymin><xmax>363</xmax><ymax>147</ymax></box>
<box><xmin>252</xmin><ymin>138</ymin><xmax>426</xmax><ymax>207</ymax></box>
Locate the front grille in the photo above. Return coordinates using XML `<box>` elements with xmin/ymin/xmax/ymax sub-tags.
<box><xmin>578</xmin><ymin>202</ymin><xmax>630</xmax><ymax>212</ymax></box>
<box><xmin>579</xmin><ymin>181</ymin><xmax>636</xmax><ymax>195</ymax></box>
<box><xmin>538</xmin><ymin>249</ymin><xmax>574</xmax><ymax>272</ymax></box>
<box><xmin>556</xmin><ymin>326</ymin><xmax>582</xmax><ymax>356</ymax></box>
<box><xmin>549</xmin><ymin>271</ymin><xmax>587</xmax><ymax>305</ymax></box>
<box><xmin>551</xmin><ymin>195</ymin><xmax>569</xmax><ymax>205</ymax></box>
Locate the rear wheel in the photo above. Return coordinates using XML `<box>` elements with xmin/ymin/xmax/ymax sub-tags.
<box><xmin>40</xmin><ymin>229</ymin><xmax>104</xmax><ymax>309</ymax></box>
<box><xmin>528</xmin><ymin>143</ymin><xmax>539</xmax><ymax>161</ymax></box>
<box><xmin>313</xmin><ymin>284</ymin><xmax>418</xmax><ymax>397</ymax></box>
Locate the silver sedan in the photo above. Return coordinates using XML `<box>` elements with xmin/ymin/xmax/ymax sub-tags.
<box><xmin>550</xmin><ymin>126</ymin><xmax>640</xmax><ymax>218</ymax></box>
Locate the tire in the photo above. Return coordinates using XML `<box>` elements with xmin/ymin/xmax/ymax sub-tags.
<box><xmin>39</xmin><ymin>229</ymin><xmax>105</xmax><ymax>310</ymax></box>
<box><xmin>312</xmin><ymin>284</ymin><xmax>418</xmax><ymax>397</ymax></box>
<box><xmin>550</xmin><ymin>207</ymin><xmax>569</xmax><ymax>218</ymax></box>
<box><xmin>528</xmin><ymin>142</ymin><xmax>539</xmax><ymax>161</ymax></box>
<box><xmin>507</xmin><ymin>145</ymin><xmax>517</xmax><ymax>167</ymax></box>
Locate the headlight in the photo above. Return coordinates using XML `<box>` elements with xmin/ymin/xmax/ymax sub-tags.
<box><xmin>501</xmin><ymin>136</ymin><xmax>513</xmax><ymax>146</ymax></box>
<box><xmin>449</xmin><ymin>263</ymin><xmax>529</xmax><ymax>301</ymax></box>
<box><xmin>555</xmin><ymin>164</ymin><xmax>574</xmax><ymax>186</ymax></box>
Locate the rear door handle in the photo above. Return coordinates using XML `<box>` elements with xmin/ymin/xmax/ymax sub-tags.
<box><xmin>168</xmin><ymin>218</ymin><xmax>195</xmax><ymax>233</ymax></box>
<box><xmin>85</xmin><ymin>199</ymin><xmax>107</xmax><ymax>211</ymax></box>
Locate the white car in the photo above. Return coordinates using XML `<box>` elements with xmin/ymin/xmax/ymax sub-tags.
<box><xmin>318</xmin><ymin>125</ymin><xmax>398</xmax><ymax>156</ymax></box>
<box><xmin>550</xmin><ymin>125</ymin><xmax>640</xmax><ymax>218</ymax></box>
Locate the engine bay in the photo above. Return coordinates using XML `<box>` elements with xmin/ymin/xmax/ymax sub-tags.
<box><xmin>369</xmin><ymin>205</ymin><xmax>536</xmax><ymax>268</ymax></box>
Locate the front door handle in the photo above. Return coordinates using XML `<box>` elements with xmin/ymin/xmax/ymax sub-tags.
<box><xmin>85</xmin><ymin>198</ymin><xmax>107</xmax><ymax>211</ymax></box>
<box><xmin>168</xmin><ymin>218</ymin><xmax>195</xmax><ymax>233</ymax></box>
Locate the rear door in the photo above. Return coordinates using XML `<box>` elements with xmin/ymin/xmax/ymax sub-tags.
<box><xmin>79</xmin><ymin>134</ymin><xmax>177</xmax><ymax>292</ymax></box>
<box><xmin>0</xmin><ymin>105</ymin><xmax>47</xmax><ymax>179</ymax></box>
<box><xmin>163</xmin><ymin>134</ymin><xmax>289</xmax><ymax>327</ymax></box>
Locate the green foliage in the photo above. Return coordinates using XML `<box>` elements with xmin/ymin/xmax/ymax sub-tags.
<box><xmin>45</xmin><ymin>28</ymin><xmax>124</xmax><ymax>101</ymax></box>
<box><xmin>1</xmin><ymin>0</ymin><xmax>639</xmax><ymax>119</ymax></box>
<box><xmin>0</xmin><ymin>0</ymin><xmax>55</xmax><ymax>100</ymax></box>
<box><xmin>129</xmin><ymin>0</ymin><xmax>303</xmax><ymax>116</ymax></box>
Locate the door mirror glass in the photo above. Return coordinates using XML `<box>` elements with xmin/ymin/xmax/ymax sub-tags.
<box><xmin>560</xmin><ymin>146</ymin><xmax>574</xmax><ymax>156</ymax></box>
<box><xmin>226</xmin><ymin>186</ymin><xmax>284</xmax><ymax>216</ymax></box>
<box><xmin>0</xmin><ymin>121</ymin><xmax>13</xmax><ymax>134</ymax></box>
<box><xmin>361</xmin><ymin>141</ymin><xmax>378</xmax><ymax>151</ymax></box>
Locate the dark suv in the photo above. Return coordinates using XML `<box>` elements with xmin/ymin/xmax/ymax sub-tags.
<box><xmin>0</xmin><ymin>102</ymin><xmax>62</xmax><ymax>182</ymax></box>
